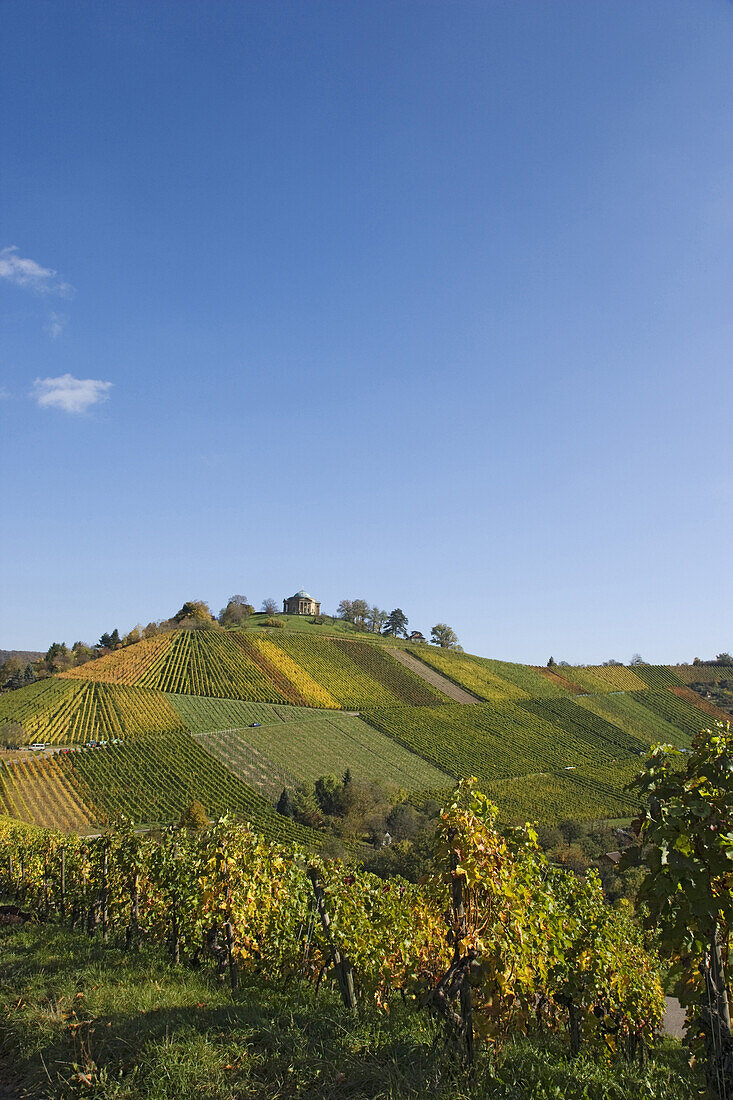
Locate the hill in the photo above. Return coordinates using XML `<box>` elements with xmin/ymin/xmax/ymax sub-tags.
<box><xmin>1</xmin><ymin>626</ymin><xmax>731</xmax><ymax>835</ymax></box>
<box><xmin>0</xmin><ymin>648</ymin><xmax>43</xmax><ymax>665</ymax></box>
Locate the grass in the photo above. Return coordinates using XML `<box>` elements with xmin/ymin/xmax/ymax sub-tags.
<box><xmin>0</xmin><ymin>923</ymin><xmax>701</xmax><ymax>1100</ymax></box>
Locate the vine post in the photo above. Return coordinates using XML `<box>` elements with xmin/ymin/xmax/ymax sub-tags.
<box><xmin>59</xmin><ymin>846</ymin><xmax>66</xmax><ymax>918</ymax></box>
<box><xmin>101</xmin><ymin>844</ymin><xmax>109</xmax><ymax>943</ymax></box>
<box><xmin>307</xmin><ymin>867</ymin><xmax>357</xmax><ymax>1012</ymax></box>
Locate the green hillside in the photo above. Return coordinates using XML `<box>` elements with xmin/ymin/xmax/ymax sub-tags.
<box><xmin>1</xmin><ymin>626</ymin><xmax>730</xmax><ymax>834</ymax></box>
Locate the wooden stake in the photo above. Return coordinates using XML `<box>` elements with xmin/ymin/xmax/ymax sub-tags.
<box><xmin>307</xmin><ymin>867</ymin><xmax>357</xmax><ymax>1012</ymax></box>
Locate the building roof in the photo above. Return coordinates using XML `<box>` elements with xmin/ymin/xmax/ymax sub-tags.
<box><xmin>291</xmin><ymin>590</ymin><xmax>314</xmax><ymax>599</ymax></box>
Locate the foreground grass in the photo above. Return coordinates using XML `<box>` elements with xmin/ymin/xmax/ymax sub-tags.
<box><xmin>0</xmin><ymin>924</ymin><xmax>701</xmax><ymax>1100</ymax></box>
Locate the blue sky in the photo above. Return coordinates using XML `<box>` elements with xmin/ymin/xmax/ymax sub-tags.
<box><xmin>1</xmin><ymin>0</ymin><xmax>732</xmax><ymax>663</ymax></box>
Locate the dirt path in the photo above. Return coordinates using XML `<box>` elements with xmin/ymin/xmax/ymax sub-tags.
<box><xmin>663</xmin><ymin>996</ymin><xmax>685</xmax><ymax>1039</ymax></box>
<box><xmin>390</xmin><ymin>649</ymin><xmax>479</xmax><ymax>705</ymax></box>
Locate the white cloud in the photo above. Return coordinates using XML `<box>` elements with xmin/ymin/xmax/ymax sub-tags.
<box><xmin>32</xmin><ymin>373</ymin><xmax>113</xmax><ymax>414</ymax></box>
<box><xmin>46</xmin><ymin>311</ymin><xmax>68</xmax><ymax>339</ymax></box>
<box><xmin>0</xmin><ymin>246</ymin><xmax>74</xmax><ymax>297</ymax></box>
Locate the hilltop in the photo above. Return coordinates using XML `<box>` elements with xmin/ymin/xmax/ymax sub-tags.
<box><xmin>0</xmin><ymin>621</ymin><xmax>731</xmax><ymax>839</ymax></box>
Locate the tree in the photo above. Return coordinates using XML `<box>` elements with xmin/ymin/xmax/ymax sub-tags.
<box><xmin>0</xmin><ymin>656</ymin><xmax>23</xmax><ymax>688</ymax></box>
<box><xmin>336</xmin><ymin>599</ymin><xmax>354</xmax><ymax>622</ymax></box>
<box><xmin>261</xmin><ymin>597</ymin><xmax>279</xmax><ymax>616</ymax></box>
<box><xmin>219</xmin><ymin>597</ymin><xmax>254</xmax><ymax>627</ymax></box>
<box><xmin>45</xmin><ymin>641</ymin><xmax>71</xmax><ymax>673</ymax></box>
<box><xmin>367</xmin><ymin>607</ymin><xmax>388</xmax><ymax>634</ymax></box>
<box><xmin>109</xmin><ymin>628</ymin><xmax>121</xmax><ymax>648</ymax></box>
<box><xmin>173</xmin><ymin>601</ymin><xmax>214</xmax><ymax>625</ymax></box>
<box><xmin>72</xmin><ymin>641</ymin><xmax>96</xmax><ymax>665</ymax></box>
<box><xmin>314</xmin><ymin>774</ymin><xmax>344</xmax><ymax>816</ymax></box>
<box><xmin>629</xmin><ymin>653</ymin><xmax>646</xmax><ymax>666</ymax></box>
<box><xmin>276</xmin><ymin>788</ymin><xmax>294</xmax><ymax>818</ymax></box>
<box><xmin>716</xmin><ymin>653</ymin><xmax>733</xmax><ymax>665</ymax></box>
<box><xmin>178</xmin><ymin>800</ymin><xmax>210</xmax><ymax>830</ymax></box>
<box><xmin>350</xmin><ymin>599</ymin><xmax>370</xmax><ymax>629</ymax></box>
<box><xmin>626</xmin><ymin>724</ymin><xmax>733</xmax><ymax>1090</ymax></box>
<box><xmin>430</xmin><ymin>623</ymin><xmax>459</xmax><ymax>649</ymax></box>
<box><xmin>547</xmin><ymin>657</ymin><xmax>555</xmax><ymax>667</ymax></box>
<box><xmin>384</xmin><ymin>609</ymin><xmax>408</xmax><ymax>637</ymax></box>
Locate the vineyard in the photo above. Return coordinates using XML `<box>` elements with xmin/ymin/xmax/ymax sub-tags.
<box><xmin>0</xmin><ymin>754</ymin><xmax>97</xmax><ymax>831</ymax></box>
<box><xmin>57</xmin><ymin>629</ymin><xmax>449</xmax><ymax>709</ymax></box>
<box><xmin>0</xmin><ymin>782</ymin><xmax>666</xmax><ymax>1069</ymax></box>
<box><xmin>1</xmin><ymin>628</ymin><xmax>725</xmax><ymax>833</ymax></box>
<box><xmin>0</xmin><ymin>679</ymin><xmax>185</xmax><ymax>742</ymax></box>
<box><xmin>669</xmin><ymin>663</ymin><xmax>733</xmax><ymax>685</ymax></box>
<box><xmin>193</xmin><ymin>730</ymin><xmax>296</xmax><ymax>800</ymax></box>
<box><xmin>57</xmin><ymin>632</ymin><xmax>175</xmax><ymax>685</ymax></box>
<box><xmin>58</xmin><ymin>732</ymin><xmax>316</xmax><ymax>844</ymax></box>
<box><xmin>363</xmin><ymin>686</ymin><xmax>702</xmax><ymax>822</ymax></box>
<box><xmin>197</xmin><ymin>710</ymin><xmax>450</xmax><ymax>793</ymax></box>
<box><xmin>167</xmin><ymin>694</ymin><xmax>318</xmax><ymax>732</ymax></box>
<box><xmin>258</xmin><ymin>634</ymin><xmax>449</xmax><ymax>707</ymax></box>
<box><xmin>485</xmin><ymin>759</ymin><xmax>641</xmax><ymax>824</ymax></box>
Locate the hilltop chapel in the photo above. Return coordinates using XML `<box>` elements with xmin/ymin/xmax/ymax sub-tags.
<box><xmin>282</xmin><ymin>589</ymin><xmax>320</xmax><ymax>616</ymax></box>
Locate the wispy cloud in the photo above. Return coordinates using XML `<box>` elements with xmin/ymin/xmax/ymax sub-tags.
<box><xmin>0</xmin><ymin>387</ymin><xmax>10</xmax><ymax>400</ymax></box>
<box><xmin>32</xmin><ymin>373</ymin><xmax>112</xmax><ymax>414</ymax></box>
<box><xmin>46</xmin><ymin>311</ymin><xmax>68</xmax><ymax>339</ymax></box>
<box><xmin>0</xmin><ymin>246</ymin><xmax>74</xmax><ymax>297</ymax></box>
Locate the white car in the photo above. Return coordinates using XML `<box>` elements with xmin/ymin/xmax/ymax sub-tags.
<box><xmin>29</xmin><ymin>743</ymin><xmax>47</xmax><ymax>751</ymax></box>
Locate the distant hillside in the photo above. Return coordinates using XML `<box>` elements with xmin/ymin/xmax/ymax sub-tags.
<box><xmin>1</xmin><ymin>626</ymin><xmax>731</xmax><ymax>834</ymax></box>
<box><xmin>0</xmin><ymin>649</ymin><xmax>43</xmax><ymax>665</ymax></box>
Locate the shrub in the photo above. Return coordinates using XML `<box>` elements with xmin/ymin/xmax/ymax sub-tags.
<box><xmin>178</xmin><ymin>800</ymin><xmax>210</xmax><ymax>830</ymax></box>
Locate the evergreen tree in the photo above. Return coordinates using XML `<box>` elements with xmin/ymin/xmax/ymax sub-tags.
<box><xmin>276</xmin><ymin>788</ymin><xmax>294</xmax><ymax>818</ymax></box>
<box><xmin>384</xmin><ymin>608</ymin><xmax>408</xmax><ymax>637</ymax></box>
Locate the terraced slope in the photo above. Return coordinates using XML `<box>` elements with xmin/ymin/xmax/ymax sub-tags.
<box><xmin>58</xmin><ymin>632</ymin><xmax>175</xmax><ymax>685</ymax></box>
<box><xmin>59</xmin><ymin>630</ymin><xmax>449</xmax><ymax>709</ymax></box>
<box><xmin>193</xmin><ymin>731</ymin><xmax>295</xmax><ymax>800</ymax></box>
<box><xmin>168</xmin><ymin>695</ymin><xmax>318</xmax><ymax>732</ymax></box>
<box><xmin>199</xmin><ymin>712</ymin><xmax>449</xmax><ymax>792</ymax></box>
<box><xmin>0</xmin><ymin>756</ymin><xmax>96</xmax><ymax>831</ymax></box>
<box><xmin>403</xmin><ymin>653</ymin><xmax>570</xmax><ymax>699</ymax></box>
<box><xmin>65</xmin><ymin>732</ymin><xmax>319</xmax><ymax>845</ymax></box>
<box><xmin>485</xmin><ymin>760</ymin><xmax>641</xmax><ymax>825</ymax></box>
<box><xmin>0</xmin><ymin>680</ymin><xmax>185</xmax><ymax>742</ymax></box>
<box><xmin>3</xmin><ymin>631</ymin><xmax>725</xmax><ymax>832</ymax></box>
<box><xmin>363</xmin><ymin>685</ymin><xmax>706</xmax><ymax>823</ymax></box>
<box><xmin>258</xmin><ymin>635</ymin><xmax>448</xmax><ymax>707</ymax></box>
<box><xmin>670</xmin><ymin>664</ymin><xmax>733</xmax><ymax>685</ymax></box>
<box><xmin>403</xmin><ymin>647</ymin><xmax>686</xmax><ymax>702</ymax></box>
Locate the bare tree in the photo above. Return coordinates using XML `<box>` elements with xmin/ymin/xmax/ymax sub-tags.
<box><xmin>262</xmin><ymin>597</ymin><xmax>279</xmax><ymax>616</ymax></box>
